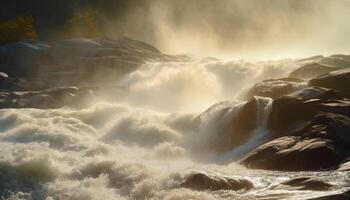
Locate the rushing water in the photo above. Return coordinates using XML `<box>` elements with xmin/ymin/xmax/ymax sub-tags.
<box><xmin>0</xmin><ymin>59</ymin><xmax>349</xmax><ymax>200</ymax></box>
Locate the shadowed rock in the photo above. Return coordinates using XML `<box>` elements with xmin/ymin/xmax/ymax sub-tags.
<box><xmin>267</xmin><ymin>87</ymin><xmax>350</xmax><ymax>135</ymax></box>
<box><xmin>309</xmin><ymin>68</ymin><xmax>350</xmax><ymax>91</ymax></box>
<box><xmin>240</xmin><ymin>113</ymin><xmax>350</xmax><ymax>171</ymax></box>
<box><xmin>307</xmin><ymin>190</ymin><xmax>350</xmax><ymax>200</ymax></box>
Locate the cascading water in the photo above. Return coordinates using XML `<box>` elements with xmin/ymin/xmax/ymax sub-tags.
<box><xmin>0</xmin><ymin>59</ymin><xmax>349</xmax><ymax>200</ymax></box>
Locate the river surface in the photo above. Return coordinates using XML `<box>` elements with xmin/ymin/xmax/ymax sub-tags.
<box><xmin>1</xmin><ymin>59</ymin><xmax>349</xmax><ymax>200</ymax></box>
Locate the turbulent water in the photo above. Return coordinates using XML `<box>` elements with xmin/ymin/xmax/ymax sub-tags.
<box><xmin>1</xmin><ymin>58</ymin><xmax>349</xmax><ymax>200</ymax></box>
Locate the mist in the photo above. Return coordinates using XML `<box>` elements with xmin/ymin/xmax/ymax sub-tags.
<box><xmin>101</xmin><ymin>0</ymin><xmax>350</xmax><ymax>59</ymax></box>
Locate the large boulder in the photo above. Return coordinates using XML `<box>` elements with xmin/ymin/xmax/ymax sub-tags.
<box><xmin>240</xmin><ymin>113</ymin><xmax>350</xmax><ymax>171</ymax></box>
<box><xmin>289</xmin><ymin>63</ymin><xmax>344</xmax><ymax>80</ymax></box>
<box><xmin>244</xmin><ymin>78</ymin><xmax>306</xmax><ymax>99</ymax></box>
<box><xmin>179</xmin><ymin>172</ymin><xmax>253</xmax><ymax>191</ymax></box>
<box><xmin>307</xmin><ymin>190</ymin><xmax>350</xmax><ymax>200</ymax></box>
<box><xmin>267</xmin><ymin>87</ymin><xmax>350</xmax><ymax>135</ymax></box>
<box><xmin>309</xmin><ymin>68</ymin><xmax>350</xmax><ymax>91</ymax></box>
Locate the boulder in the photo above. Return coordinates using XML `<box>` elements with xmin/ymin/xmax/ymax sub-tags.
<box><xmin>267</xmin><ymin>87</ymin><xmax>350</xmax><ymax>135</ymax></box>
<box><xmin>180</xmin><ymin>172</ymin><xmax>253</xmax><ymax>191</ymax></box>
<box><xmin>289</xmin><ymin>63</ymin><xmax>343</xmax><ymax>80</ymax></box>
<box><xmin>307</xmin><ymin>190</ymin><xmax>350</xmax><ymax>200</ymax></box>
<box><xmin>244</xmin><ymin>78</ymin><xmax>306</xmax><ymax>99</ymax></box>
<box><xmin>240</xmin><ymin>113</ymin><xmax>350</xmax><ymax>171</ymax></box>
<box><xmin>309</xmin><ymin>68</ymin><xmax>350</xmax><ymax>91</ymax></box>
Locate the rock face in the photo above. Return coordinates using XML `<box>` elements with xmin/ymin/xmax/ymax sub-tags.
<box><xmin>180</xmin><ymin>173</ymin><xmax>253</xmax><ymax>191</ymax></box>
<box><xmin>0</xmin><ymin>86</ymin><xmax>124</xmax><ymax>109</ymax></box>
<box><xmin>240</xmin><ymin>113</ymin><xmax>350</xmax><ymax>171</ymax></box>
<box><xmin>244</xmin><ymin>78</ymin><xmax>306</xmax><ymax>99</ymax></box>
<box><xmin>289</xmin><ymin>63</ymin><xmax>344</xmax><ymax>80</ymax></box>
<box><xmin>0</xmin><ymin>37</ymin><xmax>188</xmax><ymax>89</ymax></box>
<box><xmin>309</xmin><ymin>68</ymin><xmax>350</xmax><ymax>91</ymax></box>
<box><xmin>307</xmin><ymin>191</ymin><xmax>350</xmax><ymax>200</ymax></box>
<box><xmin>267</xmin><ymin>87</ymin><xmax>350</xmax><ymax>135</ymax></box>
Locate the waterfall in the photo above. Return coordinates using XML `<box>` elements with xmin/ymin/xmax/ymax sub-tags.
<box><xmin>215</xmin><ymin>96</ymin><xmax>273</xmax><ymax>162</ymax></box>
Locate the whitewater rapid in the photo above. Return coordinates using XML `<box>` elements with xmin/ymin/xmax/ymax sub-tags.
<box><xmin>0</xmin><ymin>59</ymin><xmax>348</xmax><ymax>200</ymax></box>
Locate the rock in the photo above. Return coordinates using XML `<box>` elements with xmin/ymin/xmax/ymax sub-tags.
<box><xmin>289</xmin><ymin>63</ymin><xmax>344</xmax><ymax>80</ymax></box>
<box><xmin>240</xmin><ymin>113</ymin><xmax>350</xmax><ymax>171</ymax></box>
<box><xmin>244</xmin><ymin>78</ymin><xmax>306</xmax><ymax>99</ymax></box>
<box><xmin>0</xmin><ymin>37</ymin><xmax>189</xmax><ymax>91</ymax></box>
<box><xmin>197</xmin><ymin>97</ymin><xmax>271</xmax><ymax>153</ymax></box>
<box><xmin>320</xmin><ymin>54</ymin><xmax>350</xmax><ymax>68</ymax></box>
<box><xmin>239</xmin><ymin>136</ymin><xmax>342</xmax><ymax>171</ymax></box>
<box><xmin>307</xmin><ymin>190</ymin><xmax>350</xmax><ymax>200</ymax></box>
<box><xmin>275</xmin><ymin>177</ymin><xmax>332</xmax><ymax>191</ymax></box>
<box><xmin>180</xmin><ymin>173</ymin><xmax>253</xmax><ymax>191</ymax></box>
<box><xmin>267</xmin><ymin>87</ymin><xmax>350</xmax><ymax>135</ymax></box>
<box><xmin>309</xmin><ymin>68</ymin><xmax>350</xmax><ymax>91</ymax></box>
<box><xmin>338</xmin><ymin>161</ymin><xmax>350</xmax><ymax>171</ymax></box>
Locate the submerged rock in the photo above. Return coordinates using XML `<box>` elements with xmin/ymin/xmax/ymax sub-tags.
<box><xmin>275</xmin><ymin>177</ymin><xmax>333</xmax><ymax>191</ymax></box>
<box><xmin>180</xmin><ymin>172</ymin><xmax>253</xmax><ymax>191</ymax></box>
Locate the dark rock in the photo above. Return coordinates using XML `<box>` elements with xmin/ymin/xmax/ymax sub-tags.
<box><xmin>275</xmin><ymin>177</ymin><xmax>332</xmax><ymax>191</ymax></box>
<box><xmin>309</xmin><ymin>68</ymin><xmax>350</xmax><ymax>91</ymax></box>
<box><xmin>267</xmin><ymin>87</ymin><xmax>350</xmax><ymax>135</ymax></box>
<box><xmin>289</xmin><ymin>63</ymin><xmax>344</xmax><ymax>80</ymax></box>
<box><xmin>307</xmin><ymin>190</ymin><xmax>350</xmax><ymax>200</ymax></box>
<box><xmin>240</xmin><ymin>113</ymin><xmax>350</xmax><ymax>171</ymax></box>
<box><xmin>180</xmin><ymin>173</ymin><xmax>253</xmax><ymax>191</ymax></box>
<box><xmin>239</xmin><ymin>136</ymin><xmax>342</xmax><ymax>171</ymax></box>
<box><xmin>244</xmin><ymin>78</ymin><xmax>306</xmax><ymax>99</ymax></box>
<box><xmin>0</xmin><ymin>37</ymin><xmax>189</xmax><ymax>90</ymax></box>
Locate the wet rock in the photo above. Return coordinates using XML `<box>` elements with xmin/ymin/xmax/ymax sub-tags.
<box><xmin>309</xmin><ymin>68</ymin><xmax>350</xmax><ymax>91</ymax></box>
<box><xmin>267</xmin><ymin>87</ymin><xmax>350</xmax><ymax>135</ymax></box>
<box><xmin>338</xmin><ymin>161</ymin><xmax>350</xmax><ymax>171</ymax></box>
<box><xmin>239</xmin><ymin>136</ymin><xmax>342</xmax><ymax>171</ymax></box>
<box><xmin>289</xmin><ymin>63</ymin><xmax>344</xmax><ymax>80</ymax></box>
<box><xmin>198</xmin><ymin>97</ymin><xmax>271</xmax><ymax>153</ymax></box>
<box><xmin>307</xmin><ymin>190</ymin><xmax>350</xmax><ymax>200</ymax></box>
<box><xmin>276</xmin><ymin>177</ymin><xmax>332</xmax><ymax>191</ymax></box>
<box><xmin>240</xmin><ymin>113</ymin><xmax>350</xmax><ymax>171</ymax></box>
<box><xmin>244</xmin><ymin>78</ymin><xmax>306</xmax><ymax>99</ymax></box>
<box><xmin>180</xmin><ymin>173</ymin><xmax>253</xmax><ymax>191</ymax></box>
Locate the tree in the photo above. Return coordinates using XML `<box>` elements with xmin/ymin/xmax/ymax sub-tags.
<box><xmin>0</xmin><ymin>16</ymin><xmax>38</xmax><ymax>44</ymax></box>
